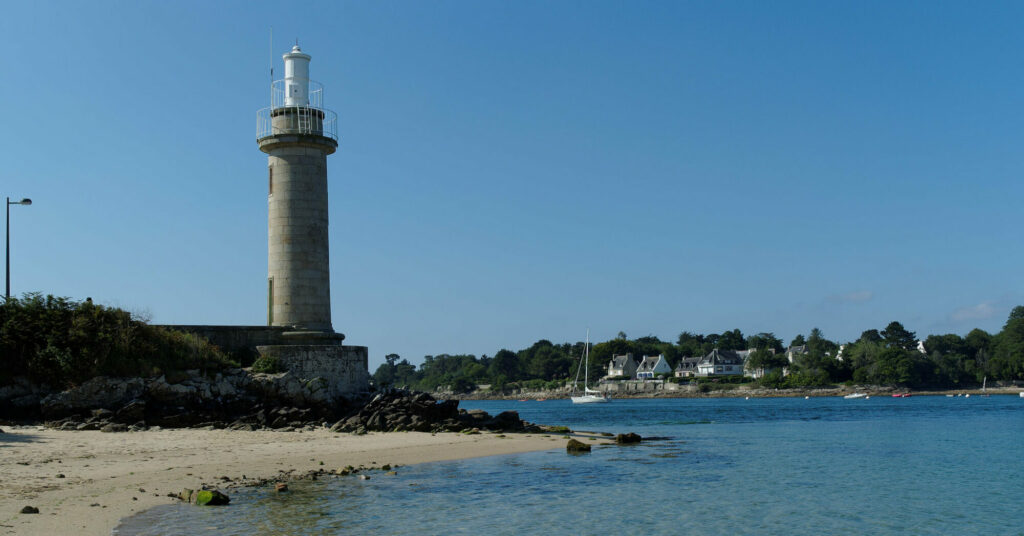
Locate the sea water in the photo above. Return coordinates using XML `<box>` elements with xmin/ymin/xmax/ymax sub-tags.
<box><xmin>115</xmin><ymin>396</ymin><xmax>1024</xmax><ymax>535</ymax></box>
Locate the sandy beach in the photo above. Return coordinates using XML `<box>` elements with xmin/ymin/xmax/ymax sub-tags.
<box><xmin>0</xmin><ymin>427</ymin><xmax>562</xmax><ymax>536</ymax></box>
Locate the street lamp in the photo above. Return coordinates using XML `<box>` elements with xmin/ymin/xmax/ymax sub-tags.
<box><xmin>6</xmin><ymin>197</ymin><xmax>32</xmax><ymax>301</ymax></box>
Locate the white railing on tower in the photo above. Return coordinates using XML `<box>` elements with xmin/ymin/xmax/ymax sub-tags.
<box><xmin>256</xmin><ymin>79</ymin><xmax>338</xmax><ymax>141</ymax></box>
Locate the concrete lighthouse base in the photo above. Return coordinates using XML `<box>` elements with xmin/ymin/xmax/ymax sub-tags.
<box><xmin>256</xmin><ymin>343</ymin><xmax>369</xmax><ymax>401</ymax></box>
<box><xmin>158</xmin><ymin>325</ymin><xmax>369</xmax><ymax>400</ymax></box>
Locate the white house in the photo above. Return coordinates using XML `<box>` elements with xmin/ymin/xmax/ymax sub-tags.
<box><xmin>636</xmin><ymin>354</ymin><xmax>672</xmax><ymax>379</ymax></box>
<box><xmin>673</xmin><ymin>356</ymin><xmax>701</xmax><ymax>378</ymax></box>
<box><xmin>606</xmin><ymin>353</ymin><xmax>638</xmax><ymax>379</ymax></box>
<box><xmin>695</xmin><ymin>349</ymin><xmax>745</xmax><ymax>377</ymax></box>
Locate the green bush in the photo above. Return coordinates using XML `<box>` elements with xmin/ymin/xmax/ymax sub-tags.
<box><xmin>0</xmin><ymin>293</ymin><xmax>236</xmax><ymax>387</ymax></box>
<box><xmin>251</xmin><ymin>355</ymin><xmax>283</xmax><ymax>374</ymax></box>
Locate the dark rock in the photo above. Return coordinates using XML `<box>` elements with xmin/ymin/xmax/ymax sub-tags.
<box><xmin>40</xmin><ymin>377</ymin><xmax>144</xmax><ymax>418</ymax></box>
<box><xmin>195</xmin><ymin>490</ymin><xmax>230</xmax><ymax>506</ymax></box>
<box><xmin>153</xmin><ymin>413</ymin><xmax>194</xmax><ymax>428</ymax></box>
<box><xmin>76</xmin><ymin>422</ymin><xmax>101</xmax><ymax>431</ymax></box>
<box><xmin>566</xmin><ymin>438</ymin><xmax>591</xmax><ymax>452</ymax></box>
<box><xmin>115</xmin><ymin>400</ymin><xmax>146</xmax><ymax>423</ymax></box>
<box><xmin>91</xmin><ymin>408</ymin><xmax>114</xmax><ymax>420</ymax></box>
<box><xmin>100</xmin><ymin>423</ymin><xmax>128</xmax><ymax>433</ymax></box>
<box><xmin>20</xmin><ymin>506</ymin><xmax>39</xmax><ymax>514</ymax></box>
<box><xmin>615</xmin><ymin>432</ymin><xmax>642</xmax><ymax>444</ymax></box>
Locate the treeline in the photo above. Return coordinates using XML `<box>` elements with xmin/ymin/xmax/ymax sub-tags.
<box><xmin>373</xmin><ymin>307</ymin><xmax>1024</xmax><ymax>391</ymax></box>
<box><xmin>1</xmin><ymin>293</ymin><xmax>237</xmax><ymax>387</ymax></box>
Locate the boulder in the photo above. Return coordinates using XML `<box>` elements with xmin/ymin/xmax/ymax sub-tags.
<box><xmin>100</xmin><ymin>423</ymin><xmax>129</xmax><ymax>433</ymax></box>
<box><xmin>91</xmin><ymin>408</ymin><xmax>114</xmax><ymax>420</ymax></box>
<box><xmin>195</xmin><ymin>490</ymin><xmax>230</xmax><ymax>506</ymax></box>
<box><xmin>40</xmin><ymin>377</ymin><xmax>144</xmax><ymax>417</ymax></box>
<box><xmin>566</xmin><ymin>439</ymin><xmax>591</xmax><ymax>452</ymax></box>
<box><xmin>615</xmin><ymin>432</ymin><xmax>642</xmax><ymax>445</ymax></box>
<box><xmin>147</xmin><ymin>377</ymin><xmax>198</xmax><ymax>406</ymax></box>
<box><xmin>20</xmin><ymin>506</ymin><xmax>39</xmax><ymax>514</ymax></box>
<box><xmin>115</xmin><ymin>400</ymin><xmax>146</xmax><ymax>423</ymax></box>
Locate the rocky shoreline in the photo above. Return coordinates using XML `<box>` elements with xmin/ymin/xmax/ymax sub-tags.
<box><xmin>0</xmin><ymin>370</ymin><xmax>535</xmax><ymax>434</ymax></box>
<box><xmin>447</xmin><ymin>384</ymin><xmax>1024</xmax><ymax>400</ymax></box>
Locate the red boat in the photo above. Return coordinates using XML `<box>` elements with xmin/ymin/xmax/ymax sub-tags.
<box><xmin>892</xmin><ymin>393</ymin><xmax>912</xmax><ymax>398</ymax></box>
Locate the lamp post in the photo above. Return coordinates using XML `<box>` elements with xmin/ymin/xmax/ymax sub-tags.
<box><xmin>5</xmin><ymin>197</ymin><xmax>32</xmax><ymax>301</ymax></box>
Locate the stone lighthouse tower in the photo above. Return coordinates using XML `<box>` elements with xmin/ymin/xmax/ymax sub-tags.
<box><xmin>258</xmin><ymin>45</ymin><xmax>338</xmax><ymax>336</ymax></box>
<box><xmin>254</xmin><ymin>45</ymin><xmax>368</xmax><ymax>396</ymax></box>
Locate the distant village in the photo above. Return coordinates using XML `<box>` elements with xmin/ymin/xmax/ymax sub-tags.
<box><xmin>605</xmin><ymin>340</ymin><xmax>927</xmax><ymax>382</ymax></box>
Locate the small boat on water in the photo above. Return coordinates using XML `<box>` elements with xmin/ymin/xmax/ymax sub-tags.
<box><xmin>1019</xmin><ymin>392</ymin><xmax>1024</xmax><ymax>398</ymax></box>
<box><xmin>892</xmin><ymin>393</ymin><xmax>911</xmax><ymax>398</ymax></box>
<box><xmin>570</xmin><ymin>330</ymin><xmax>609</xmax><ymax>404</ymax></box>
<box><xmin>843</xmin><ymin>393</ymin><xmax>868</xmax><ymax>399</ymax></box>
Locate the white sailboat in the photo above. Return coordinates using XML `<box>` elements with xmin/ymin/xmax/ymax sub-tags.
<box><xmin>571</xmin><ymin>330</ymin><xmax>609</xmax><ymax>404</ymax></box>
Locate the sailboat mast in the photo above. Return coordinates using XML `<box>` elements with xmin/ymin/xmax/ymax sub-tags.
<box><xmin>584</xmin><ymin>329</ymin><xmax>590</xmax><ymax>388</ymax></box>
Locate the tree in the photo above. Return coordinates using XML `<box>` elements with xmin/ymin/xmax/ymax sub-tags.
<box><xmin>806</xmin><ymin>328</ymin><xmax>837</xmax><ymax>358</ymax></box>
<box><xmin>859</xmin><ymin>330</ymin><xmax>882</xmax><ymax>343</ymax></box>
<box><xmin>745</xmin><ymin>348</ymin><xmax>788</xmax><ymax>376</ymax></box>
<box><xmin>718</xmin><ymin>329</ymin><xmax>745</xmax><ymax>351</ymax></box>
<box><xmin>1008</xmin><ymin>305</ymin><xmax>1024</xmax><ymax>323</ymax></box>
<box><xmin>990</xmin><ymin>313</ymin><xmax>1024</xmax><ymax>380</ymax></box>
<box><xmin>746</xmin><ymin>332</ymin><xmax>784</xmax><ymax>353</ymax></box>
<box><xmin>488</xmin><ymin>349</ymin><xmax>520</xmax><ymax>381</ymax></box>
<box><xmin>385</xmin><ymin>353</ymin><xmax>400</xmax><ymax>367</ymax></box>
<box><xmin>881</xmin><ymin>321</ymin><xmax>916</xmax><ymax>351</ymax></box>
<box><xmin>676</xmin><ymin>331</ymin><xmax>705</xmax><ymax>358</ymax></box>
<box><xmin>790</xmin><ymin>334</ymin><xmax>806</xmax><ymax>347</ymax></box>
<box><xmin>616</xmin><ymin>331</ymin><xmax>627</xmax><ymax>341</ymax></box>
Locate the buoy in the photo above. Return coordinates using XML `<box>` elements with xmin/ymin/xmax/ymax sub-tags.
<box><xmin>804</xmin><ymin>396</ymin><xmax>809</xmax><ymax>399</ymax></box>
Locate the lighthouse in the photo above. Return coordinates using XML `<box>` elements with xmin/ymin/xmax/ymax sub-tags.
<box><xmin>257</xmin><ymin>45</ymin><xmax>339</xmax><ymax>335</ymax></box>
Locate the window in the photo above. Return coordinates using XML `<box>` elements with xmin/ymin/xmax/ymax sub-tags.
<box><xmin>268</xmin><ymin>165</ymin><xmax>274</xmax><ymax>195</ymax></box>
<box><xmin>267</xmin><ymin>277</ymin><xmax>274</xmax><ymax>325</ymax></box>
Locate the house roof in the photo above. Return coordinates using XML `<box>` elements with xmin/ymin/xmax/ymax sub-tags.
<box><xmin>636</xmin><ymin>354</ymin><xmax>666</xmax><ymax>372</ymax></box>
<box><xmin>787</xmin><ymin>345</ymin><xmax>807</xmax><ymax>355</ymax></box>
<box><xmin>699</xmin><ymin>349</ymin><xmax>745</xmax><ymax>366</ymax></box>
<box><xmin>609</xmin><ymin>354</ymin><xmax>636</xmax><ymax>368</ymax></box>
<box><xmin>674</xmin><ymin>356</ymin><xmax>700</xmax><ymax>370</ymax></box>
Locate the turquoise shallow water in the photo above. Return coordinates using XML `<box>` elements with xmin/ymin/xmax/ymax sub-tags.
<box><xmin>115</xmin><ymin>395</ymin><xmax>1024</xmax><ymax>535</ymax></box>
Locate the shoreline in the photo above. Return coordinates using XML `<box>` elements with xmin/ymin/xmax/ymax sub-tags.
<box><xmin>452</xmin><ymin>386</ymin><xmax>1024</xmax><ymax>400</ymax></box>
<box><xmin>0</xmin><ymin>428</ymin><xmax>562</xmax><ymax>536</ymax></box>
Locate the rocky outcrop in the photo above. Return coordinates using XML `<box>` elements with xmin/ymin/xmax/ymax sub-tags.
<box><xmin>329</xmin><ymin>389</ymin><xmax>536</xmax><ymax>434</ymax></box>
<box><xmin>615</xmin><ymin>432</ymin><xmax>642</xmax><ymax>444</ymax></box>
<box><xmin>1</xmin><ymin>367</ymin><xmax>361</xmax><ymax>428</ymax></box>
<box><xmin>566</xmin><ymin>438</ymin><xmax>591</xmax><ymax>452</ymax></box>
<box><xmin>40</xmin><ymin>377</ymin><xmax>144</xmax><ymax>418</ymax></box>
<box><xmin>2</xmin><ymin>375</ymin><xmax>533</xmax><ymax>436</ymax></box>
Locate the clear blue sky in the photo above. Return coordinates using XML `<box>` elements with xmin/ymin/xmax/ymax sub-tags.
<box><xmin>3</xmin><ymin>1</ymin><xmax>1022</xmax><ymax>369</ymax></box>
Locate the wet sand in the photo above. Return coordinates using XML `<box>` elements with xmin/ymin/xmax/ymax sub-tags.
<box><xmin>0</xmin><ymin>427</ymin><xmax>559</xmax><ymax>536</ymax></box>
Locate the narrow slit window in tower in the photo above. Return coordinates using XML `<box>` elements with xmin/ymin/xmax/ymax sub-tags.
<box><xmin>268</xmin><ymin>165</ymin><xmax>274</xmax><ymax>196</ymax></box>
<box><xmin>267</xmin><ymin>277</ymin><xmax>274</xmax><ymax>325</ymax></box>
